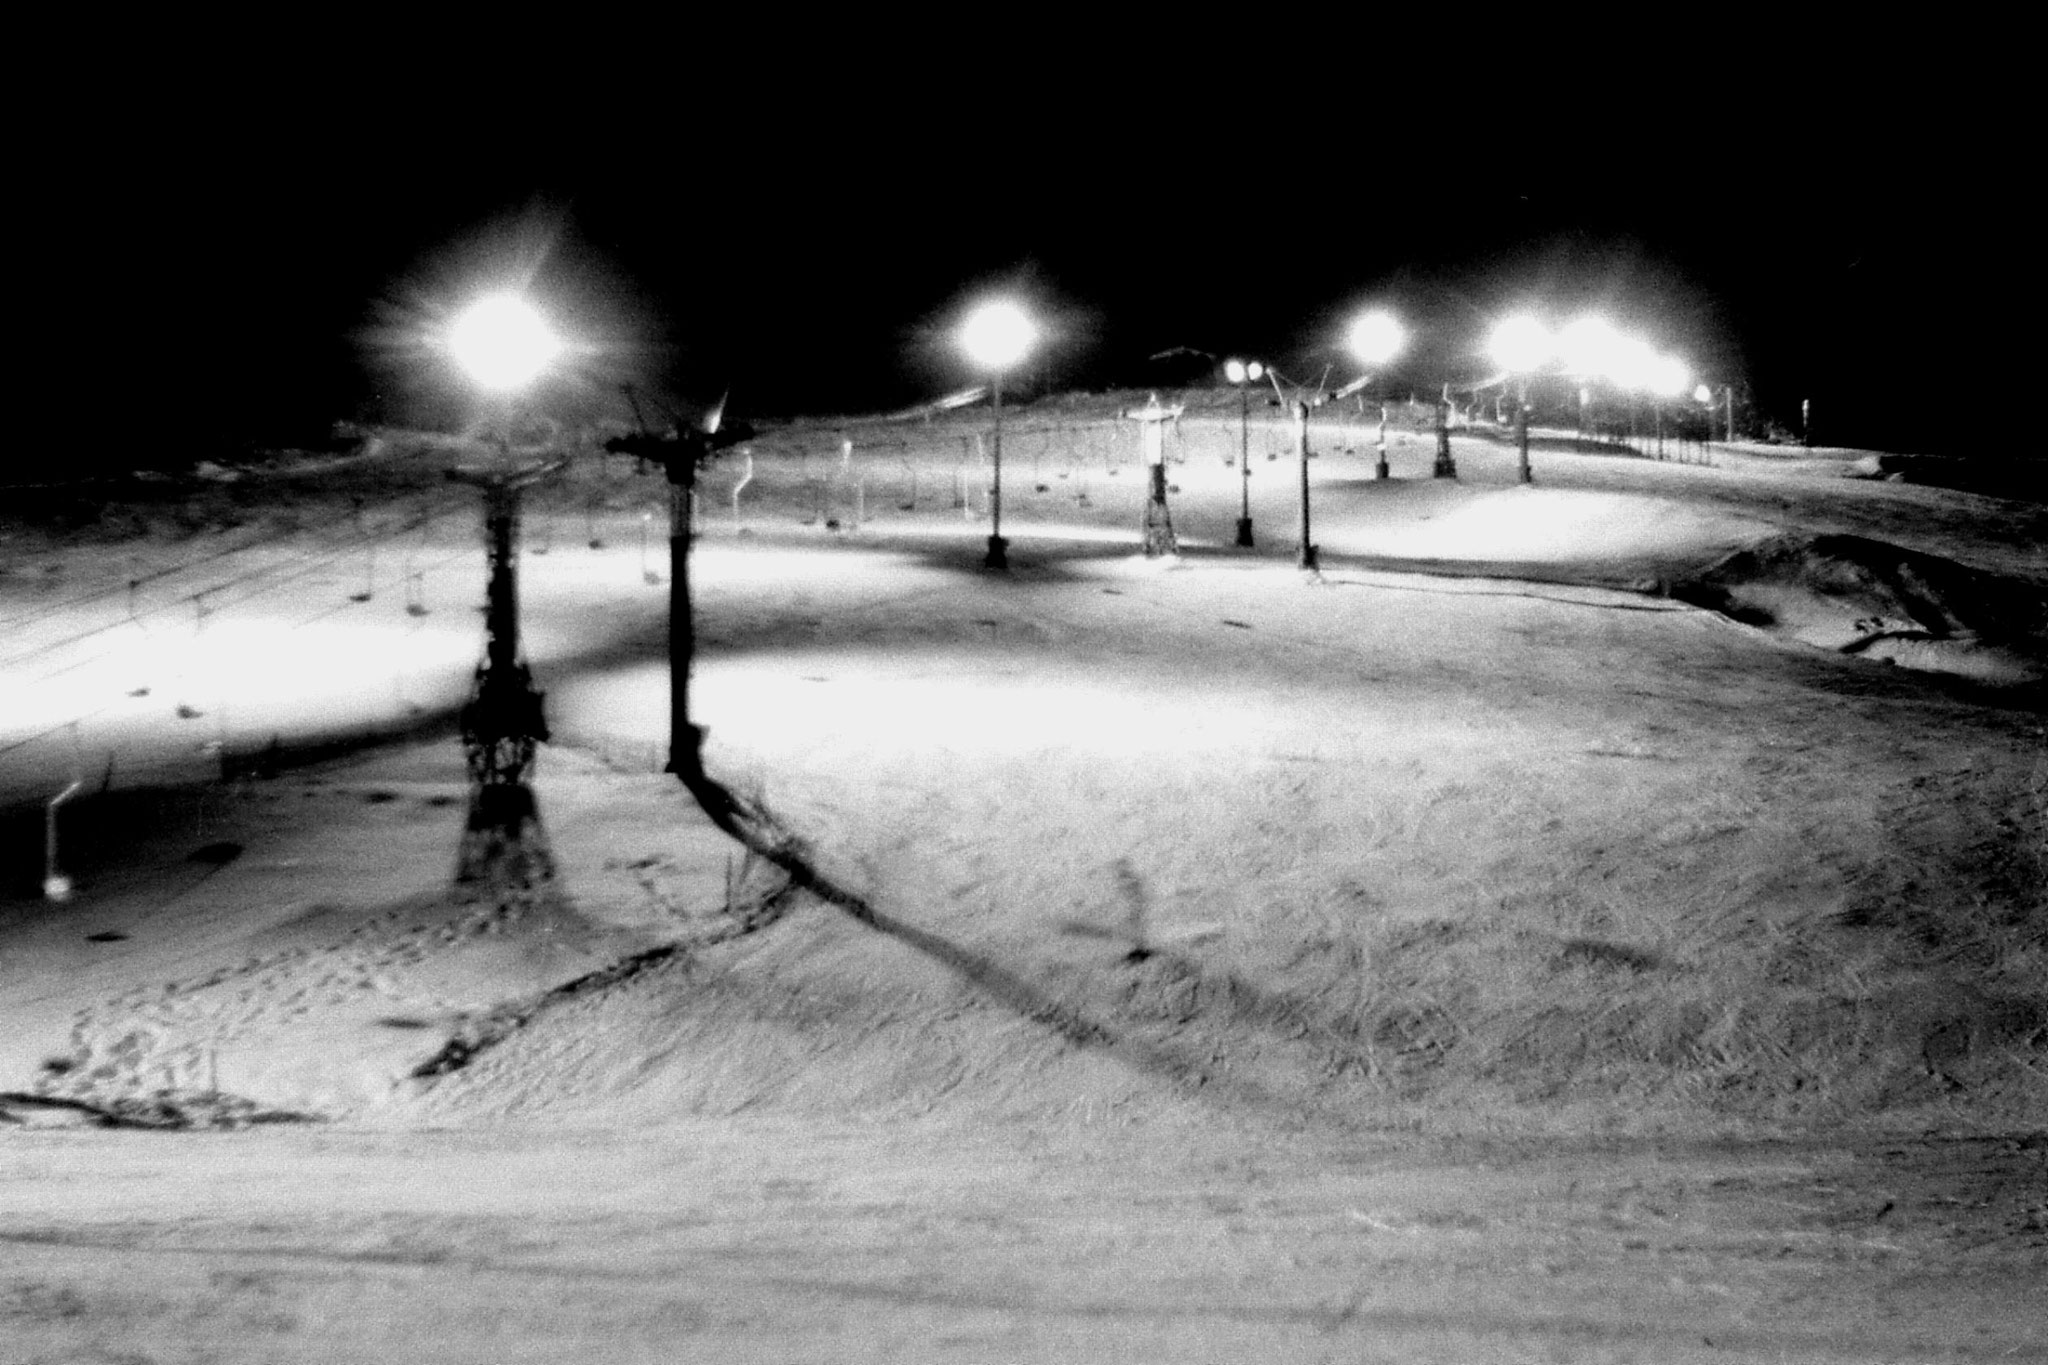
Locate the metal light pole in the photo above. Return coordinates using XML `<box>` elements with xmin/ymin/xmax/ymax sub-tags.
<box><xmin>442</xmin><ymin>293</ymin><xmax>566</xmax><ymax>892</ymax></box>
<box><xmin>1489</xmin><ymin>314</ymin><xmax>1549</xmax><ymax>486</ymax></box>
<box><xmin>1434</xmin><ymin>383</ymin><xmax>1458</xmax><ymax>478</ymax></box>
<box><xmin>1516</xmin><ymin>378</ymin><xmax>1533</xmax><ymax>483</ymax></box>
<box><xmin>1226</xmin><ymin>358</ymin><xmax>1262</xmax><ymax>547</ymax></box>
<box><xmin>1295</xmin><ymin>400</ymin><xmax>1317</xmax><ymax>571</ymax></box>
<box><xmin>960</xmin><ymin>301</ymin><xmax>1038</xmax><ymax>571</ymax></box>
<box><xmin>1345</xmin><ymin>308</ymin><xmax>1405</xmax><ymax>483</ymax></box>
<box><xmin>988</xmin><ymin>367</ymin><xmax>1008</xmax><ymax>569</ymax></box>
<box><xmin>448</xmin><ymin>459</ymin><xmax>566</xmax><ymax>889</ymax></box>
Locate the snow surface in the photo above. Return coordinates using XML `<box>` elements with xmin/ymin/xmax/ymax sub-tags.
<box><xmin>2</xmin><ymin>420</ymin><xmax>2043</xmax><ymax>1361</ymax></box>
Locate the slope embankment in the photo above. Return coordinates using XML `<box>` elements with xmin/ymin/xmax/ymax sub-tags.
<box><xmin>1670</xmin><ymin>532</ymin><xmax>2048</xmax><ymax>687</ymax></box>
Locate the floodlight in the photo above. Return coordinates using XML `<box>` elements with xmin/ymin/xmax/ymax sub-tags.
<box><xmin>1248</xmin><ymin>361</ymin><xmax>1264</xmax><ymax>381</ymax></box>
<box><xmin>960</xmin><ymin>300</ymin><xmax>1038</xmax><ymax>371</ymax></box>
<box><xmin>1346</xmin><ymin>309</ymin><xmax>1406</xmax><ymax>367</ymax></box>
<box><xmin>1607</xmin><ymin>337</ymin><xmax>1661</xmax><ymax>391</ymax></box>
<box><xmin>1226</xmin><ymin>358</ymin><xmax>1248</xmax><ymax>383</ymax></box>
<box><xmin>1648</xmin><ymin>354</ymin><xmax>1691</xmax><ymax>398</ymax></box>
<box><xmin>1557</xmin><ymin>316</ymin><xmax>1629</xmax><ymax>380</ymax></box>
<box><xmin>1488</xmin><ymin>314</ymin><xmax>1552</xmax><ymax>373</ymax></box>
<box><xmin>447</xmin><ymin>293</ymin><xmax>562</xmax><ymax>392</ymax></box>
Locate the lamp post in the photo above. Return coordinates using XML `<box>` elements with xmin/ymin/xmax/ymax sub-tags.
<box><xmin>1648</xmin><ymin>354</ymin><xmax>1691</xmax><ymax>462</ymax></box>
<box><xmin>1295</xmin><ymin>399</ymin><xmax>1316</xmax><ymax>570</ymax></box>
<box><xmin>959</xmin><ymin>300</ymin><xmax>1039</xmax><ymax>571</ymax></box>
<box><xmin>1225</xmin><ymin>358</ymin><xmax>1263</xmax><ymax>546</ymax></box>
<box><xmin>1489</xmin><ymin>314</ymin><xmax>1551</xmax><ymax>485</ymax></box>
<box><xmin>1434</xmin><ymin>382</ymin><xmax>1457</xmax><ymax>478</ymax></box>
<box><xmin>1346</xmin><ymin>309</ymin><xmax>1406</xmax><ymax>481</ymax></box>
<box><xmin>443</xmin><ymin>292</ymin><xmax>565</xmax><ymax>890</ymax></box>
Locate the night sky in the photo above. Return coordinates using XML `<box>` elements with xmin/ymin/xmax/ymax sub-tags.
<box><xmin>28</xmin><ymin>46</ymin><xmax>2005</xmax><ymax>466</ymax></box>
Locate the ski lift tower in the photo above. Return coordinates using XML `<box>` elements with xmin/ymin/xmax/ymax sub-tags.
<box><xmin>603</xmin><ymin>396</ymin><xmax>749</xmax><ymax>786</ymax></box>
<box><xmin>1126</xmin><ymin>393</ymin><xmax>1184</xmax><ymax>557</ymax></box>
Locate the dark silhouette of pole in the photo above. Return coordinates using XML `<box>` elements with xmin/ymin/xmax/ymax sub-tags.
<box><xmin>985</xmin><ymin>372</ymin><xmax>1008</xmax><ymax>570</ymax></box>
<box><xmin>604</xmin><ymin>404</ymin><xmax>752</xmax><ymax>788</ymax></box>
<box><xmin>1374</xmin><ymin>401</ymin><xmax>1390</xmax><ymax>480</ymax></box>
<box><xmin>1235</xmin><ymin>378</ymin><xmax>1254</xmax><ymax>547</ymax></box>
<box><xmin>666</xmin><ymin>463</ymin><xmax>698</xmax><ymax>774</ymax></box>
<box><xmin>447</xmin><ymin>458</ymin><xmax>565</xmax><ymax>890</ymax></box>
<box><xmin>1296</xmin><ymin>401</ymin><xmax>1317</xmax><ymax>570</ymax></box>
<box><xmin>1516</xmin><ymin>379</ymin><xmax>1533</xmax><ymax>484</ymax></box>
<box><xmin>1434</xmin><ymin>384</ymin><xmax>1458</xmax><ymax>478</ymax></box>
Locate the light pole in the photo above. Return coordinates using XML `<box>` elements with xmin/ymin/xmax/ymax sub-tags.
<box><xmin>1434</xmin><ymin>382</ymin><xmax>1457</xmax><ymax>478</ymax></box>
<box><xmin>443</xmin><ymin>292</ymin><xmax>565</xmax><ymax>890</ymax></box>
<box><xmin>959</xmin><ymin>300</ymin><xmax>1039</xmax><ymax>571</ymax></box>
<box><xmin>1346</xmin><ymin>309</ymin><xmax>1406</xmax><ymax>480</ymax></box>
<box><xmin>1489</xmin><ymin>314</ymin><xmax>1550</xmax><ymax>484</ymax></box>
<box><xmin>1225</xmin><ymin>357</ymin><xmax>1263</xmax><ymax>546</ymax></box>
<box><xmin>1648</xmin><ymin>355</ymin><xmax>1691</xmax><ymax>462</ymax></box>
<box><xmin>1295</xmin><ymin>399</ymin><xmax>1316</xmax><ymax>570</ymax></box>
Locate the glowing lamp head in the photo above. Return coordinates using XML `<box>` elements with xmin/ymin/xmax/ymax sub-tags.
<box><xmin>1692</xmin><ymin>383</ymin><xmax>1713</xmax><ymax>405</ymax></box>
<box><xmin>1648</xmin><ymin>354</ymin><xmax>1691</xmax><ymax>398</ymax></box>
<box><xmin>447</xmin><ymin>293</ymin><xmax>562</xmax><ymax>392</ymax></box>
<box><xmin>960</xmin><ymin>300</ymin><xmax>1039</xmax><ymax>372</ymax></box>
<box><xmin>1226</xmin><ymin>358</ymin><xmax>1261</xmax><ymax>384</ymax></box>
<box><xmin>1346</xmin><ymin>309</ymin><xmax>1406</xmax><ymax>367</ymax></box>
<box><xmin>1488</xmin><ymin>314</ymin><xmax>1553</xmax><ymax>374</ymax></box>
<box><xmin>1557</xmin><ymin>316</ymin><xmax>1628</xmax><ymax>380</ymax></box>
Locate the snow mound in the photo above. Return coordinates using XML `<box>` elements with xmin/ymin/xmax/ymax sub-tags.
<box><xmin>1670</xmin><ymin>533</ymin><xmax>2048</xmax><ymax>685</ymax></box>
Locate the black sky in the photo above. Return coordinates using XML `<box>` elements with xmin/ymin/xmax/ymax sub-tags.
<box><xmin>28</xmin><ymin>42</ymin><xmax>2010</xmax><ymax>463</ymax></box>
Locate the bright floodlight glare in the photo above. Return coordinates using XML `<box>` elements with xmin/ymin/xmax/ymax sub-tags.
<box><xmin>1225</xmin><ymin>358</ymin><xmax>1248</xmax><ymax>383</ymax></box>
<box><xmin>1347</xmin><ymin>309</ymin><xmax>1406</xmax><ymax>366</ymax></box>
<box><xmin>1649</xmin><ymin>354</ymin><xmax>1691</xmax><ymax>398</ymax></box>
<box><xmin>1248</xmin><ymin>361</ymin><xmax>1264</xmax><ymax>381</ymax></box>
<box><xmin>1693</xmin><ymin>383</ymin><xmax>1713</xmax><ymax>404</ymax></box>
<box><xmin>448</xmin><ymin>293</ymin><xmax>562</xmax><ymax>392</ymax></box>
<box><xmin>960</xmin><ymin>300</ymin><xmax>1038</xmax><ymax>371</ymax></box>
<box><xmin>1488</xmin><ymin>314</ymin><xmax>1552</xmax><ymax>373</ymax></box>
<box><xmin>1607</xmin><ymin>337</ymin><xmax>1662</xmax><ymax>391</ymax></box>
<box><xmin>1557</xmin><ymin>316</ymin><xmax>1629</xmax><ymax>379</ymax></box>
